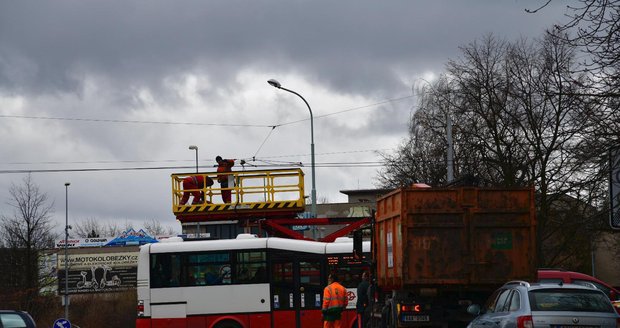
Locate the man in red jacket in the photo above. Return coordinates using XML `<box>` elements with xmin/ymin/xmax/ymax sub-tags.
<box><xmin>216</xmin><ymin>156</ymin><xmax>235</xmax><ymax>203</ymax></box>
<box><xmin>180</xmin><ymin>175</ymin><xmax>213</xmax><ymax>205</ymax></box>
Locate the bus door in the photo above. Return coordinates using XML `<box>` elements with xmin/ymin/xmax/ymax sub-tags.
<box><xmin>271</xmin><ymin>253</ymin><xmax>324</xmax><ymax>328</ymax></box>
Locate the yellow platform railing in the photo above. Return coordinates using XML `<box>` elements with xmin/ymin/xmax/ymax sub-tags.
<box><xmin>171</xmin><ymin>168</ymin><xmax>306</xmax><ymax>214</ymax></box>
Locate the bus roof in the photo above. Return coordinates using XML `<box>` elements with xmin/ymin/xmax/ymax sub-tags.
<box><xmin>325</xmin><ymin>239</ymin><xmax>370</xmax><ymax>254</ymax></box>
<box><xmin>146</xmin><ymin>236</ymin><xmax>331</xmax><ymax>254</ymax></box>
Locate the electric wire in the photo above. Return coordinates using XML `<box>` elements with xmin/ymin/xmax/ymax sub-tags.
<box><xmin>252</xmin><ymin>126</ymin><xmax>277</xmax><ymax>159</ymax></box>
<box><xmin>0</xmin><ymin>114</ymin><xmax>273</xmax><ymax>128</ymax></box>
<box><xmin>276</xmin><ymin>95</ymin><xmax>413</xmax><ymax>127</ymax></box>
<box><xmin>1</xmin><ymin>149</ymin><xmax>390</xmax><ymax>167</ymax></box>
<box><xmin>0</xmin><ymin>94</ymin><xmax>409</xmax><ymax>174</ymax></box>
<box><xmin>0</xmin><ymin>161</ymin><xmax>386</xmax><ymax>174</ymax></box>
<box><xmin>0</xmin><ymin>94</ymin><xmax>413</xmax><ymax>129</ymax></box>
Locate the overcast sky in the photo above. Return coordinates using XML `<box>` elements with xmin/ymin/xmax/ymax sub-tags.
<box><xmin>0</xmin><ymin>1</ymin><xmax>569</xmax><ymax>235</ymax></box>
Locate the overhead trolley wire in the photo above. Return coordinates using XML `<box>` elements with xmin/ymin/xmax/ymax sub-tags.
<box><xmin>1</xmin><ymin>95</ymin><xmax>411</xmax><ymax>174</ymax></box>
<box><xmin>0</xmin><ymin>160</ymin><xmax>386</xmax><ymax>174</ymax></box>
<box><xmin>0</xmin><ymin>114</ymin><xmax>274</xmax><ymax>128</ymax></box>
<box><xmin>0</xmin><ymin>149</ymin><xmax>391</xmax><ymax>169</ymax></box>
<box><xmin>0</xmin><ymin>165</ymin><xmax>196</xmax><ymax>174</ymax></box>
<box><xmin>277</xmin><ymin>95</ymin><xmax>413</xmax><ymax>127</ymax></box>
<box><xmin>252</xmin><ymin>126</ymin><xmax>278</xmax><ymax>159</ymax></box>
<box><xmin>0</xmin><ymin>94</ymin><xmax>413</xmax><ymax>128</ymax></box>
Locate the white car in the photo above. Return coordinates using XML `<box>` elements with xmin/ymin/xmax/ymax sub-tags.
<box><xmin>467</xmin><ymin>281</ymin><xmax>620</xmax><ymax>328</ymax></box>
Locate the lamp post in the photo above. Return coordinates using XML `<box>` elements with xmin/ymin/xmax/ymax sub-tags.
<box><xmin>189</xmin><ymin>145</ymin><xmax>199</xmax><ymax>173</ymax></box>
<box><xmin>64</xmin><ymin>182</ymin><xmax>70</xmax><ymax>320</ymax></box>
<box><xmin>268</xmin><ymin>79</ymin><xmax>317</xmax><ymax>218</ymax></box>
<box><xmin>188</xmin><ymin>145</ymin><xmax>201</xmax><ymax>237</ymax></box>
<box><xmin>446</xmin><ymin>113</ymin><xmax>454</xmax><ymax>182</ymax></box>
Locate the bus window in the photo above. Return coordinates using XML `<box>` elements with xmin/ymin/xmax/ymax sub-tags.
<box><xmin>150</xmin><ymin>253</ymin><xmax>182</xmax><ymax>288</ymax></box>
<box><xmin>251</xmin><ymin>266</ymin><xmax>267</xmax><ymax>283</ymax></box>
<box><xmin>235</xmin><ymin>251</ymin><xmax>267</xmax><ymax>284</ymax></box>
<box><xmin>185</xmin><ymin>252</ymin><xmax>231</xmax><ymax>286</ymax></box>
<box><xmin>272</xmin><ymin>262</ymin><xmax>294</xmax><ymax>310</ymax></box>
<box><xmin>328</xmin><ymin>265</ymin><xmax>368</xmax><ymax>289</ymax></box>
<box><xmin>300</xmin><ymin>261</ymin><xmax>321</xmax><ymax>285</ymax></box>
<box><xmin>186</xmin><ymin>265</ymin><xmax>202</xmax><ymax>285</ymax></box>
<box><xmin>326</xmin><ymin>252</ymin><xmax>369</xmax><ymax>289</ymax></box>
<box><xmin>274</xmin><ymin>262</ymin><xmax>294</xmax><ymax>284</ymax></box>
<box><xmin>300</xmin><ymin>260</ymin><xmax>324</xmax><ymax>310</ymax></box>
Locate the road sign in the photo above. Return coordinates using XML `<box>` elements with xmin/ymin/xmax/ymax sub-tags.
<box><xmin>293</xmin><ymin>212</ymin><xmax>312</xmax><ymax>230</ymax></box>
<box><xmin>54</xmin><ymin>318</ymin><xmax>71</xmax><ymax>328</ymax></box>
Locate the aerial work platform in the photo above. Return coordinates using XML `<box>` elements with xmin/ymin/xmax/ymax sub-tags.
<box><xmin>172</xmin><ymin>168</ymin><xmax>306</xmax><ymax>221</ymax></box>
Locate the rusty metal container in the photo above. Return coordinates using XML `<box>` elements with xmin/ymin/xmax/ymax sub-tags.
<box><xmin>374</xmin><ymin>187</ymin><xmax>536</xmax><ymax>290</ymax></box>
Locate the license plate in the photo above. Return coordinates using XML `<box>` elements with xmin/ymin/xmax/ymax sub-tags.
<box><xmin>403</xmin><ymin>315</ymin><xmax>430</xmax><ymax>322</ymax></box>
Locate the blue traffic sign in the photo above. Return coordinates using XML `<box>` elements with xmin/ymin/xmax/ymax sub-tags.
<box><xmin>54</xmin><ymin>318</ymin><xmax>71</xmax><ymax>328</ymax></box>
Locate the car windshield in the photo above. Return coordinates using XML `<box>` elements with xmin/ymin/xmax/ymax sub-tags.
<box><xmin>528</xmin><ymin>288</ymin><xmax>614</xmax><ymax>313</ymax></box>
<box><xmin>0</xmin><ymin>313</ymin><xmax>28</xmax><ymax>328</ymax></box>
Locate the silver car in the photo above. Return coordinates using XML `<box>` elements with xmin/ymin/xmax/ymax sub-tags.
<box><xmin>0</xmin><ymin>310</ymin><xmax>37</xmax><ymax>328</ymax></box>
<box><xmin>467</xmin><ymin>281</ymin><xmax>620</xmax><ymax>328</ymax></box>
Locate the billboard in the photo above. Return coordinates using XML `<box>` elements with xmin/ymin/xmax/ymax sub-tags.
<box><xmin>55</xmin><ymin>228</ymin><xmax>161</xmax><ymax>248</ymax></box>
<box><xmin>55</xmin><ymin>238</ymin><xmax>111</xmax><ymax>248</ymax></box>
<box><xmin>57</xmin><ymin>252</ymin><xmax>139</xmax><ymax>294</ymax></box>
<box><xmin>611</xmin><ymin>146</ymin><xmax>620</xmax><ymax>229</ymax></box>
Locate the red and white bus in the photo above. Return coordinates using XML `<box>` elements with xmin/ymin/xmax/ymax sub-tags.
<box><xmin>136</xmin><ymin>234</ymin><xmax>370</xmax><ymax>328</ymax></box>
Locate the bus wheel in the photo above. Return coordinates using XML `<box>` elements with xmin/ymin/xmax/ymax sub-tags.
<box><xmin>213</xmin><ymin>320</ymin><xmax>242</xmax><ymax>328</ymax></box>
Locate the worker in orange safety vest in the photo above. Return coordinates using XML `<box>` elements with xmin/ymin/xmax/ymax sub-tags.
<box><xmin>322</xmin><ymin>272</ymin><xmax>349</xmax><ymax>328</ymax></box>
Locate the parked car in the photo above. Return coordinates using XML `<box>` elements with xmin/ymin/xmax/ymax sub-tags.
<box><xmin>466</xmin><ymin>281</ymin><xmax>620</xmax><ymax>328</ymax></box>
<box><xmin>0</xmin><ymin>310</ymin><xmax>36</xmax><ymax>328</ymax></box>
<box><xmin>538</xmin><ymin>268</ymin><xmax>620</xmax><ymax>313</ymax></box>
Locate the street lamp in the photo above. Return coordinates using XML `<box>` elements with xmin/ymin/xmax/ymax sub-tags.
<box><xmin>64</xmin><ymin>182</ymin><xmax>71</xmax><ymax>320</ymax></box>
<box><xmin>189</xmin><ymin>145</ymin><xmax>199</xmax><ymax>173</ymax></box>
<box><xmin>188</xmin><ymin>145</ymin><xmax>201</xmax><ymax>237</ymax></box>
<box><xmin>446</xmin><ymin>114</ymin><xmax>454</xmax><ymax>182</ymax></box>
<box><xmin>268</xmin><ymin>79</ymin><xmax>317</xmax><ymax>218</ymax></box>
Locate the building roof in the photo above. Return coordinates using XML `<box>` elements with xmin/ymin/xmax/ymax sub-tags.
<box><xmin>339</xmin><ymin>188</ymin><xmax>393</xmax><ymax>195</ymax></box>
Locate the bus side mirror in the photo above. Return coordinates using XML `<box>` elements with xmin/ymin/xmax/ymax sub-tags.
<box><xmin>353</xmin><ymin>230</ymin><xmax>362</xmax><ymax>259</ymax></box>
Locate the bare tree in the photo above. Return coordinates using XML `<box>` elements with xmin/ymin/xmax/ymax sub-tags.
<box><xmin>529</xmin><ymin>1</ymin><xmax>620</xmax><ymax>110</ymax></box>
<box><xmin>379</xmin><ymin>33</ymin><xmax>609</xmax><ymax>269</ymax></box>
<box><xmin>73</xmin><ymin>217</ymin><xmax>136</xmax><ymax>237</ymax></box>
<box><xmin>551</xmin><ymin>1</ymin><xmax>620</xmax><ymax>91</ymax></box>
<box><xmin>143</xmin><ymin>218</ymin><xmax>176</xmax><ymax>236</ymax></box>
<box><xmin>377</xmin><ymin>77</ymin><xmax>458</xmax><ymax>187</ymax></box>
<box><xmin>73</xmin><ymin>217</ymin><xmax>104</xmax><ymax>238</ymax></box>
<box><xmin>0</xmin><ymin>174</ymin><xmax>57</xmax><ymax>309</ymax></box>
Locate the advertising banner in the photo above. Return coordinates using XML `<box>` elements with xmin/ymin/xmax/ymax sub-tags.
<box><xmin>57</xmin><ymin>252</ymin><xmax>139</xmax><ymax>294</ymax></box>
<box><xmin>54</xmin><ymin>229</ymin><xmax>169</xmax><ymax>248</ymax></box>
<box><xmin>58</xmin><ymin>252</ymin><xmax>139</xmax><ymax>270</ymax></box>
<box><xmin>55</xmin><ymin>238</ymin><xmax>111</xmax><ymax>248</ymax></box>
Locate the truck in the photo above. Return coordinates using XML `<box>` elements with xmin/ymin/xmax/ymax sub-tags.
<box><xmin>368</xmin><ymin>185</ymin><xmax>537</xmax><ymax>328</ymax></box>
